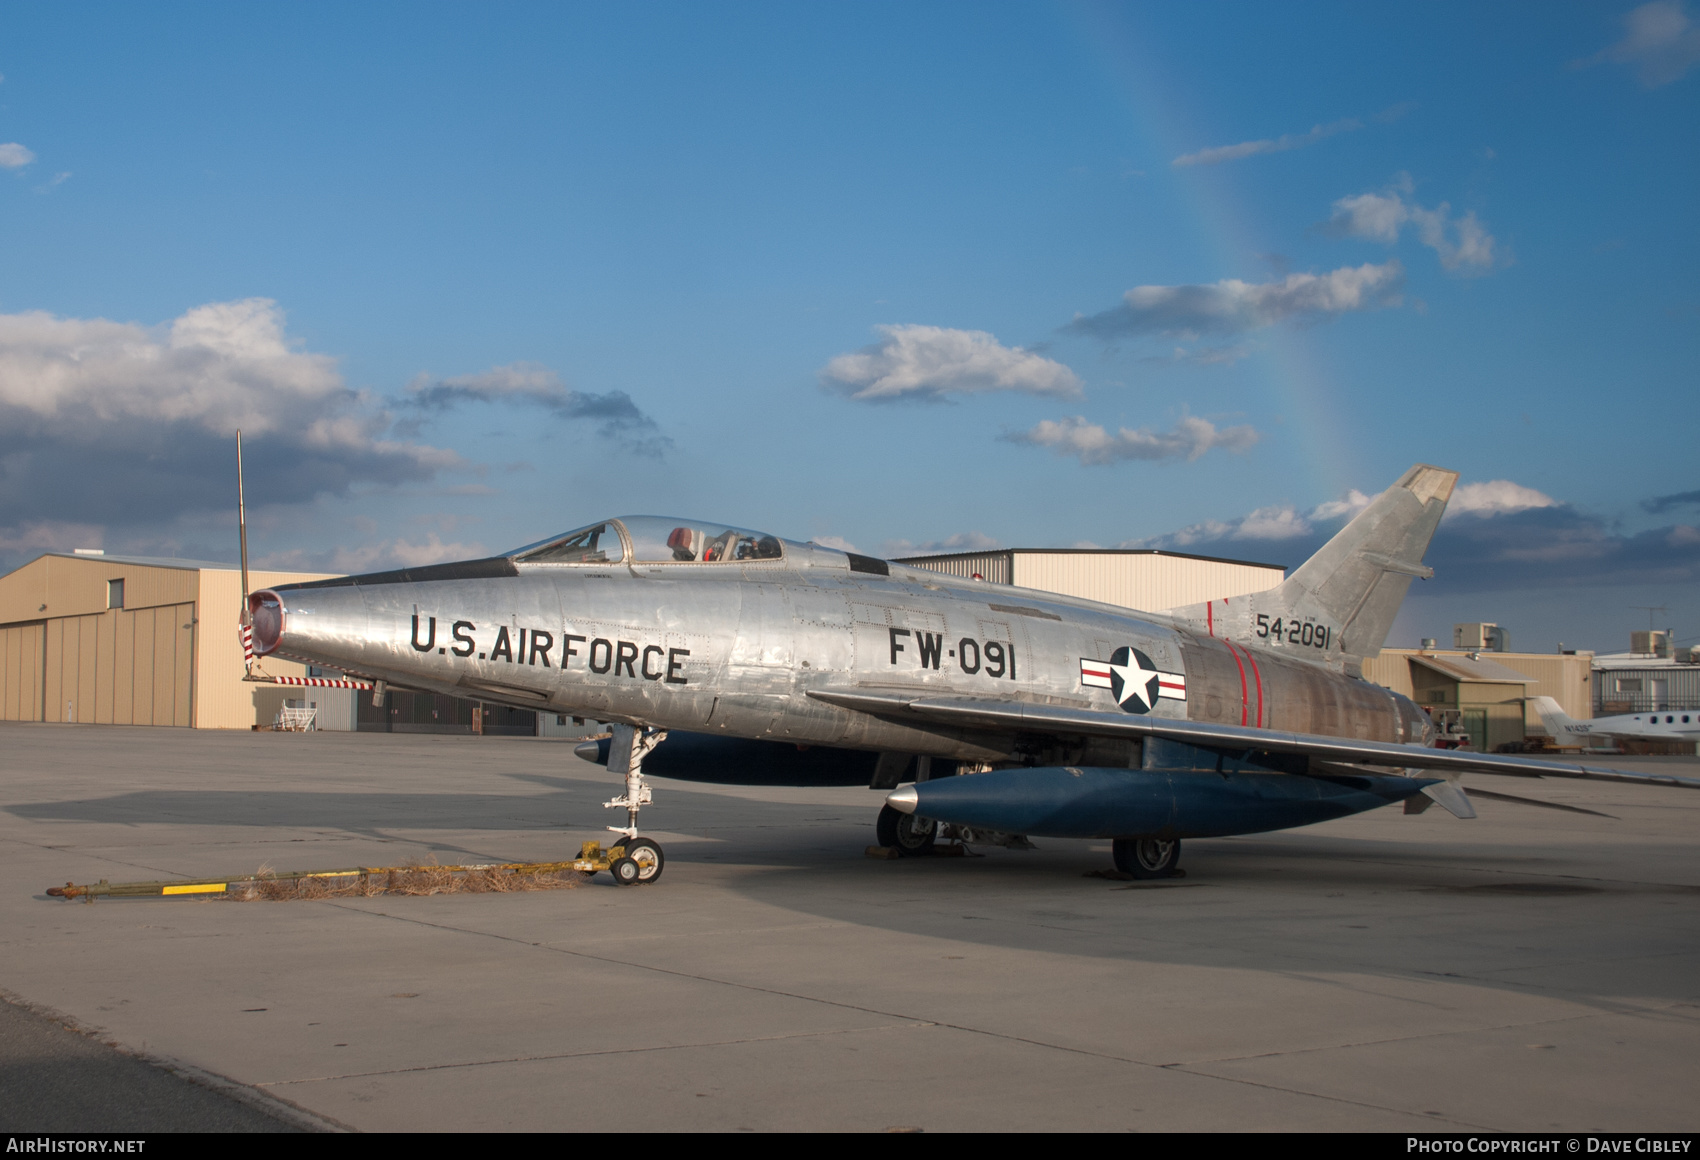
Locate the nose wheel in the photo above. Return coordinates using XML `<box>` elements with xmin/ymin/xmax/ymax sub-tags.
<box><xmin>611</xmin><ymin>836</ymin><xmax>665</xmax><ymax>885</ymax></box>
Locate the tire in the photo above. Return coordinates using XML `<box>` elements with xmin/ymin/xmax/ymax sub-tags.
<box><xmin>621</xmin><ymin>837</ymin><xmax>664</xmax><ymax>884</ymax></box>
<box><xmin>610</xmin><ymin>856</ymin><xmax>642</xmax><ymax>885</ymax></box>
<box><xmin>1112</xmin><ymin>837</ymin><xmax>1180</xmax><ymax>879</ymax></box>
<box><xmin>876</xmin><ymin>804</ymin><xmax>937</xmax><ymax>857</ymax></box>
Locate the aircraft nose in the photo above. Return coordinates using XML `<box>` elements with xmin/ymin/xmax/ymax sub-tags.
<box><xmin>885</xmin><ymin>785</ymin><xmax>919</xmax><ymax>815</ymax></box>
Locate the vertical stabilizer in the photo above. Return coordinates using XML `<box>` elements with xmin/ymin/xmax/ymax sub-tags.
<box><xmin>1530</xmin><ymin>696</ymin><xmax>1588</xmax><ymax>739</ymax></box>
<box><xmin>1165</xmin><ymin>464</ymin><xmax>1458</xmax><ymax>670</ymax></box>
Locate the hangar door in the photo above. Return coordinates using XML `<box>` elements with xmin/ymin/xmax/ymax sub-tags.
<box><xmin>0</xmin><ymin>623</ymin><xmax>46</xmax><ymax>722</ymax></box>
<box><xmin>43</xmin><ymin>604</ymin><xmax>196</xmax><ymax>727</ymax></box>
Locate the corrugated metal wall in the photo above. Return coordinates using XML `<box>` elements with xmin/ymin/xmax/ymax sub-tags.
<box><xmin>898</xmin><ymin>550</ymin><xmax>1282</xmax><ymax>610</ymax></box>
<box><xmin>1596</xmin><ymin>666</ymin><xmax>1700</xmax><ymax>713</ymax></box>
<box><xmin>0</xmin><ymin>622</ymin><xmax>45</xmax><ymax>721</ymax></box>
<box><xmin>901</xmin><ymin>552</ymin><xmax>1013</xmax><ymax>584</ymax></box>
<box><xmin>41</xmin><ymin>604</ymin><xmax>196</xmax><ymax>726</ymax></box>
<box><xmin>0</xmin><ymin>556</ymin><xmax>198</xmax><ymax>627</ymax></box>
<box><xmin>1010</xmin><ymin>553</ymin><xmax>1282</xmax><ymax>611</ymax></box>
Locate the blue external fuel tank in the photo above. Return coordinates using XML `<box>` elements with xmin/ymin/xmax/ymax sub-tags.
<box><xmin>896</xmin><ymin>752</ymin><xmax>1434</xmax><ymax>841</ymax></box>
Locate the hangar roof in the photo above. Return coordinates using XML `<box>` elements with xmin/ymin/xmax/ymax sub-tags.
<box><xmin>31</xmin><ymin>551</ymin><xmax>239</xmax><ymax>571</ymax></box>
<box><xmin>1410</xmin><ymin>653</ymin><xmax>1536</xmax><ymax>685</ymax></box>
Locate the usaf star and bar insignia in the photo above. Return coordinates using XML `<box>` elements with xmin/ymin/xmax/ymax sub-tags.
<box><xmin>1080</xmin><ymin>647</ymin><xmax>1186</xmax><ymax>714</ymax></box>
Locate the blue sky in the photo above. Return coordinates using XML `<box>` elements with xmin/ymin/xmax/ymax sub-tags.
<box><xmin>1</xmin><ymin>1</ymin><xmax>1696</xmax><ymax>652</ymax></box>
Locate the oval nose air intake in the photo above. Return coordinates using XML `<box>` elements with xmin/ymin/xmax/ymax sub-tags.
<box><xmin>249</xmin><ymin>591</ymin><xmax>284</xmax><ymax>655</ymax></box>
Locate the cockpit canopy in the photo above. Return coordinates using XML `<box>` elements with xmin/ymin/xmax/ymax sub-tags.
<box><xmin>511</xmin><ymin>517</ymin><xmax>785</xmax><ymax>566</ymax></box>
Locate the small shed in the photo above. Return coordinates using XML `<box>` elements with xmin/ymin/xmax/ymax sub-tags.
<box><xmin>1405</xmin><ymin>653</ymin><xmax>1535</xmax><ymax>752</ymax></box>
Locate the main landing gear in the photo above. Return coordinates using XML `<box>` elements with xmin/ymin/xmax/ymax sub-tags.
<box><xmin>1112</xmin><ymin>837</ymin><xmax>1181</xmax><ymax>879</ymax></box>
<box><xmin>876</xmin><ymin>804</ymin><xmax>938</xmax><ymax>857</ymax></box>
<box><xmin>595</xmin><ymin>723</ymin><xmax>668</xmax><ymax>885</ymax></box>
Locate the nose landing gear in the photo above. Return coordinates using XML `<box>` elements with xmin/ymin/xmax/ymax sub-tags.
<box><xmin>596</xmin><ymin>723</ymin><xmax>669</xmax><ymax>884</ymax></box>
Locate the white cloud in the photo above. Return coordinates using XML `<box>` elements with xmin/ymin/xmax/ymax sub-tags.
<box><xmin>1130</xmin><ymin>479</ymin><xmax>1559</xmax><ymax>551</ymax></box>
<box><xmin>882</xmin><ymin>530</ymin><xmax>1002</xmax><ymax>557</ymax></box>
<box><xmin>257</xmin><ymin>532</ymin><xmax>487</xmax><ymax>574</ymax></box>
<box><xmin>810</xmin><ymin>534</ymin><xmax>859</xmax><ymax>553</ymax></box>
<box><xmin>1007</xmin><ymin>414</ymin><xmax>1260</xmax><ymax>465</ymax></box>
<box><xmin>1069</xmin><ymin>262</ymin><xmax>1404</xmax><ymax>339</ymax></box>
<box><xmin>1122</xmin><ymin>488</ymin><xmax>1377</xmax><ymax>549</ymax></box>
<box><xmin>1309</xmin><ymin>489</ymin><xmax>1372</xmax><ymax>521</ymax></box>
<box><xmin>1445</xmin><ymin>480</ymin><xmax>1560</xmax><ymax>518</ymax></box>
<box><xmin>820</xmin><ymin>324</ymin><xmax>1082</xmax><ymax>402</ymax></box>
<box><xmin>1327</xmin><ymin>176</ymin><xmax>1499</xmax><ymax>273</ymax></box>
<box><xmin>1142</xmin><ymin>344</ymin><xmax>1252</xmax><ymax>366</ymax></box>
<box><xmin>1582</xmin><ymin>0</ymin><xmax>1700</xmax><ymax>86</ymax></box>
<box><xmin>1235</xmin><ymin>505</ymin><xmax>1312</xmax><ymax>540</ymax></box>
<box><xmin>0</xmin><ymin>520</ymin><xmax>105</xmax><ymax>556</ymax></box>
<box><xmin>0</xmin><ymin>299</ymin><xmax>431</xmax><ymax>456</ymax></box>
<box><xmin>0</xmin><ymin>298</ymin><xmax>456</xmax><ymax>526</ymax></box>
<box><xmin>0</xmin><ymin>143</ymin><xmax>36</xmax><ymax>169</ymax></box>
<box><xmin>1173</xmin><ymin>117</ymin><xmax>1363</xmax><ymax>168</ymax></box>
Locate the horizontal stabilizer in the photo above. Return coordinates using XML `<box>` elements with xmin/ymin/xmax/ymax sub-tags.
<box><xmin>1420</xmin><ymin>781</ymin><xmax>1476</xmax><ymax>819</ymax></box>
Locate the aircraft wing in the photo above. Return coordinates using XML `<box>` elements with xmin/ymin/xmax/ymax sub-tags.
<box><xmin>808</xmin><ymin>689</ymin><xmax>1700</xmax><ymax>792</ymax></box>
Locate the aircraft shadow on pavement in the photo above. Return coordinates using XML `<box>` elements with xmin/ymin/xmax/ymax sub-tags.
<box><xmin>11</xmin><ymin>772</ymin><xmax>1697</xmax><ymax>1007</ymax></box>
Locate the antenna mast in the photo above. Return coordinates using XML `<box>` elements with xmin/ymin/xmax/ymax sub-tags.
<box><xmin>237</xmin><ymin>431</ymin><xmax>252</xmax><ymax>658</ymax></box>
<box><xmin>1630</xmin><ymin>605</ymin><xmax>1668</xmax><ymax>633</ymax></box>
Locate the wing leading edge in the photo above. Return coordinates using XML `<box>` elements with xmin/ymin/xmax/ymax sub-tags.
<box><xmin>807</xmin><ymin>689</ymin><xmax>1700</xmax><ymax>792</ymax></box>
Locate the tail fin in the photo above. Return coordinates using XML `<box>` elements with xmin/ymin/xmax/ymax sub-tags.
<box><xmin>1166</xmin><ymin>464</ymin><xmax>1458</xmax><ymax>671</ymax></box>
<box><xmin>1530</xmin><ymin>696</ymin><xmax>1589</xmax><ymax>739</ymax></box>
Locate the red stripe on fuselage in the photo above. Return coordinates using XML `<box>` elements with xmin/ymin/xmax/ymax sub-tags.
<box><xmin>1206</xmin><ymin>601</ymin><xmax>1214</xmax><ymax>636</ymax></box>
<box><xmin>1245</xmin><ymin>647</ymin><xmax>1264</xmax><ymax>728</ymax></box>
<box><xmin>1223</xmin><ymin>640</ymin><xmax>1249</xmax><ymax>727</ymax></box>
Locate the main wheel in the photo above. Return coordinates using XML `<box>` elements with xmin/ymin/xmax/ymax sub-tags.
<box><xmin>610</xmin><ymin>856</ymin><xmax>642</xmax><ymax>885</ymax></box>
<box><xmin>1112</xmin><ymin>837</ymin><xmax>1180</xmax><ymax>879</ymax></box>
<box><xmin>876</xmin><ymin>804</ymin><xmax>937</xmax><ymax>857</ymax></box>
<box><xmin>621</xmin><ymin>837</ymin><xmax>664</xmax><ymax>884</ymax></box>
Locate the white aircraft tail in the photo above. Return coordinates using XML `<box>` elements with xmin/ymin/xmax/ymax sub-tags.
<box><xmin>1166</xmin><ymin>464</ymin><xmax>1458</xmax><ymax>671</ymax></box>
<box><xmin>1530</xmin><ymin>696</ymin><xmax>1586</xmax><ymax>738</ymax></box>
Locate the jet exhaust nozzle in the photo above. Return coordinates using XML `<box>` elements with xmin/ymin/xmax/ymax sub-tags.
<box><xmin>889</xmin><ymin>766</ymin><xmax>1435</xmax><ymax>841</ymax></box>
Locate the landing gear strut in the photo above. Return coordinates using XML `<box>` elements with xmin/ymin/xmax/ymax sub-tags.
<box><xmin>1112</xmin><ymin>837</ymin><xmax>1181</xmax><ymax>879</ymax></box>
<box><xmin>601</xmin><ymin>723</ymin><xmax>668</xmax><ymax>884</ymax></box>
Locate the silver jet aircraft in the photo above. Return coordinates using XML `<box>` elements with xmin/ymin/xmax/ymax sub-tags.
<box><xmin>247</xmin><ymin>464</ymin><xmax>1700</xmax><ymax>884</ymax></box>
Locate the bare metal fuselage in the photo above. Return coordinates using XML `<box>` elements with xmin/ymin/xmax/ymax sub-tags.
<box><xmin>254</xmin><ymin>537</ymin><xmax>1432</xmax><ymax>766</ymax></box>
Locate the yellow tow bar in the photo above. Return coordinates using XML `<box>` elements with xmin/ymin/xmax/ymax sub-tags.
<box><xmin>46</xmin><ymin>840</ymin><xmax>661</xmax><ymax>901</ymax></box>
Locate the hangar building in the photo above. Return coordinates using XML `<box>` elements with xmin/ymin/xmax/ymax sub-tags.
<box><xmin>894</xmin><ymin>547</ymin><xmax>1286</xmax><ymax>610</ymax></box>
<box><xmin>0</xmin><ymin>551</ymin><xmax>331</xmax><ymax>730</ymax></box>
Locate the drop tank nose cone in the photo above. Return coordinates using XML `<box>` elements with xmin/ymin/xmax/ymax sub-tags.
<box><xmin>885</xmin><ymin>785</ymin><xmax>919</xmax><ymax>814</ymax></box>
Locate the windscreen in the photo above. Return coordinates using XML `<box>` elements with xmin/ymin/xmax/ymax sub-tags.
<box><xmin>513</xmin><ymin>522</ymin><xmax>624</xmax><ymax>564</ymax></box>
